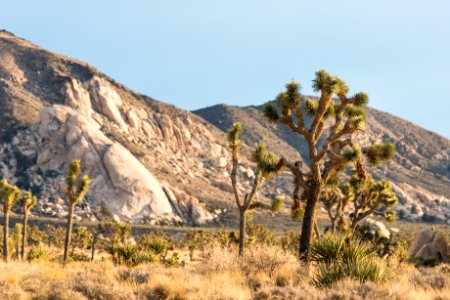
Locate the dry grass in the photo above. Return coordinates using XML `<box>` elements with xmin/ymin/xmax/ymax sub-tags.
<box><xmin>0</xmin><ymin>247</ymin><xmax>448</xmax><ymax>300</ymax></box>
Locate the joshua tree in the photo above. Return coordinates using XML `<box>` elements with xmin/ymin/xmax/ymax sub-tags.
<box><xmin>321</xmin><ymin>155</ymin><xmax>397</xmax><ymax>234</ymax></box>
<box><xmin>263</xmin><ymin>70</ymin><xmax>394</xmax><ymax>261</ymax></box>
<box><xmin>0</xmin><ymin>179</ymin><xmax>21</xmax><ymax>262</ymax></box>
<box><xmin>19</xmin><ymin>191</ymin><xmax>37</xmax><ymax>259</ymax></box>
<box><xmin>227</xmin><ymin>122</ymin><xmax>283</xmax><ymax>256</ymax></box>
<box><xmin>63</xmin><ymin>160</ymin><xmax>91</xmax><ymax>264</ymax></box>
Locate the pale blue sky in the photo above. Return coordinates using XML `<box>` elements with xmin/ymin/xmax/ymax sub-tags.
<box><xmin>1</xmin><ymin>1</ymin><xmax>449</xmax><ymax>137</ymax></box>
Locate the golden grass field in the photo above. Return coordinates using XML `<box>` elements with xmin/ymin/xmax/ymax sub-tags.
<box><xmin>0</xmin><ymin>244</ymin><xmax>449</xmax><ymax>300</ymax></box>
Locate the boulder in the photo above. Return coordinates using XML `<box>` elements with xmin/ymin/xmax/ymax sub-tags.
<box><xmin>89</xmin><ymin>77</ymin><xmax>128</xmax><ymax>132</ymax></box>
<box><xmin>408</xmin><ymin>229</ymin><xmax>448</xmax><ymax>262</ymax></box>
<box><xmin>215</xmin><ymin>157</ymin><xmax>228</xmax><ymax>168</ymax></box>
<box><xmin>103</xmin><ymin>143</ymin><xmax>174</xmax><ymax>219</ymax></box>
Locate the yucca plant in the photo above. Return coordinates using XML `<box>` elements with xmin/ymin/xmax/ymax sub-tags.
<box><xmin>0</xmin><ymin>179</ymin><xmax>21</xmax><ymax>262</ymax></box>
<box><xmin>227</xmin><ymin>122</ymin><xmax>283</xmax><ymax>256</ymax></box>
<box><xmin>63</xmin><ymin>160</ymin><xmax>91</xmax><ymax>264</ymax></box>
<box><xmin>19</xmin><ymin>191</ymin><xmax>37</xmax><ymax>259</ymax></box>
<box><xmin>310</xmin><ymin>234</ymin><xmax>389</xmax><ymax>287</ymax></box>
<box><xmin>27</xmin><ymin>245</ymin><xmax>49</xmax><ymax>262</ymax></box>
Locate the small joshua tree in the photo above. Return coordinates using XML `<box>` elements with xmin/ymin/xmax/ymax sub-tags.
<box><xmin>263</xmin><ymin>70</ymin><xmax>395</xmax><ymax>261</ymax></box>
<box><xmin>0</xmin><ymin>179</ymin><xmax>21</xmax><ymax>262</ymax></box>
<box><xmin>63</xmin><ymin>160</ymin><xmax>91</xmax><ymax>264</ymax></box>
<box><xmin>321</xmin><ymin>153</ymin><xmax>397</xmax><ymax>234</ymax></box>
<box><xmin>19</xmin><ymin>191</ymin><xmax>37</xmax><ymax>259</ymax></box>
<box><xmin>227</xmin><ymin>122</ymin><xmax>283</xmax><ymax>256</ymax></box>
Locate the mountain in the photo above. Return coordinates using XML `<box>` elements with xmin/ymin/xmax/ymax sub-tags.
<box><xmin>0</xmin><ymin>30</ymin><xmax>448</xmax><ymax>227</ymax></box>
<box><xmin>193</xmin><ymin>101</ymin><xmax>450</xmax><ymax>224</ymax></box>
<box><xmin>0</xmin><ymin>30</ymin><xmax>257</xmax><ymax>225</ymax></box>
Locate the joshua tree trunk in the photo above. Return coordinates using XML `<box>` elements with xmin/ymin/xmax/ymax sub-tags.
<box><xmin>3</xmin><ymin>211</ymin><xmax>9</xmax><ymax>262</ymax></box>
<box><xmin>299</xmin><ymin>183</ymin><xmax>321</xmax><ymax>261</ymax></box>
<box><xmin>238</xmin><ymin>209</ymin><xmax>246</xmax><ymax>256</ymax></box>
<box><xmin>91</xmin><ymin>233</ymin><xmax>97</xmax><ymax>261</ymax></box>
<box><xmin>63</xmin><ymin>203</ymin><xmax>75</xmax><ymax>264</ymax></box>
<box><xmin>330</xmin><ymin>218</ymin><xmax>336</xmax><ymax>234</ymax></box>
<box><xmin>21</xmin><ymin>210</ymin><xmax>28</xmax><ymax>259</ymax></box>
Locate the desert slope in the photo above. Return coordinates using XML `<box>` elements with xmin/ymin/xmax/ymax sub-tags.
<box><xmin>194</xmin><ymin>101</ymin><xmax>450</xmax><ymax>223</ymax></box>
<box><xmin>0</xmin><ymin>30</ymin><xmax>248</xmax><ymax>224</ymax></box>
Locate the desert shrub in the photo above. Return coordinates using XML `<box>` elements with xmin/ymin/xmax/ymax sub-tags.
<box><xmin>241</xmin><ymin>245</ymin><xmax>291</xmax><ymax>278</ymax></box>
<box><xmin>148</xmin><ymin>284</ymin><xmax>188</xmax><ymax>300</ymax></box>
<box><xmin>27</xmin><ymin>245</ymin><xmax>49</xmax><ymax>261</ymax></box>
<box><xmin>119</xmin><ymin>268</ymin><xmax>150</xmax><ymax>285</ymax></box>
<box><xmin>70</xmin><ymin>262</ymin><xmax>133</xmax><ymax>299</ymax></box>
<box><xmin>108</xmin><ymin>244</ymin><xmax>156</xmax><ymax>267</ymax></box>
<box><xmin>198</xmin><ymin>245</ymin><xmax>240</xmax><ymax>273</ymax></box>
<box><xmin>278</xmin><ymin>230</ymin><xmax>299</xmax><ymax>254</ymax></box>
<box><xmin>246</xmin><ymin>223</ymin><xmax>274</xmax><ymax>246</ymax></box>
<box><xmin>310</xmin><ymin>234</ymin><xmax>391</xmax><ymax>287</ymax></box>
<box><xmin>410</xmin><ymin>267</ymin><xmax>450</xmax><ymax>290</ymax></box>
<box><xmin>139</xmin><ymin>231</ymin><xmax>172</xmax><ymax>255</ymax></box>
<box><xmin>275</xmin><ymin>274</ymin><xmax>289</xmax><ymax>287</ymax></box>
<box><xmin>27</xmin><ymin>225</ymin><xmax>46</xmax><ymax>246</ymax></box>
<box><xmin>43</xmin><ymin>224</ymin><xmax>65</xmax><ymax>247</ymax></box>
<box><xmin>162</xmin><ymin>252</ymin><xmax>180</xmax><ymax>267</ymax></box>
<box><xmin>391</xmin><ymin>240</ymin><xmax>409</xmax><ymax>264</ymax></box>
<box><xmin>71</xmin><ymin>253</ymin><xmax>91</xmax><ymax>262</ymax></box>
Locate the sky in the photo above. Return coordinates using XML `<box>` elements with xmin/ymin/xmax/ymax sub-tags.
<box><xmin>1</xmin><ymin>1</ymin><xmax>450</xmax><ymax>138</ymax></box>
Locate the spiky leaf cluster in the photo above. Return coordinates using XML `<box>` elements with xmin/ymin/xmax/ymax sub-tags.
<box><xmin>0</xmin><ymin>179</ymin><xmax>21</xmax><ymax>211</ymax></box>
<box><xmin>363</xmin><ymin>144</ymin><xmax>395</xmax><ymax>166</ymax></box>
<box><xmin>227</xmin><ymin>122</ymin><xmax>242</xmax><ymax>144</ymax></box>
<box><xmin>66</xmin><ymin>160</ymin><xmax>81</xmax><ymax>190</ymax></box>
<box><xmin>271</xmin><ymin>197</ymin><xmax>284</xmax><ymax>213</ymax></box>
<box><xmin>342</xmin><ymin>148</ymin><xmax>362</xmax><ymax>162</ymax></box>
<box><xmin>75</xmin><ymin>176</ymin><xmax>91</xmax><ymax>203</ymax></box>
<box><xmin>251</xmin><ymin>144</ymin><xmax>282</xmax><ymax>178</ymax></box>
<box><xmin>312</xmin><ymin>69</ymin><xmax>342</xmax><ymax>94</ymax></box>
<box><xmin>20</xmin><ymin>191</ymin><xmax>37</xmax><ymax>211</ymax></box>
<box><xmin>263</xmin><ymin>103</ymin><xmax>279</xmax><ymax>123</ymax></box>
<box><xmin>66</xmin><ymin>160</ymin><xmax>91</xmax><ymax>204</ymax></box>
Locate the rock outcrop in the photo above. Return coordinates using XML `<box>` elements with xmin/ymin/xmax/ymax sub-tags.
<box><xmin>0</xmin><ymin>31</ymin><xmax>233</xmax><ymax>224</ymax></box>
<box><xmin>408</xmin><ymin>229</ymin><xmax>448</xmax><ymax>262</ymax></box>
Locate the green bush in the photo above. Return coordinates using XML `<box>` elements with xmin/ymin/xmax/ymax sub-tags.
<box><xmin>310</xmin><ymin>234</ymin><xmax>391</xmax><ymax>287</ymax></box>
<box><xmin>109</xmin><ymin>244</ymin><xmax>157</xmax><ymax>267</ymax></box>
<box><xmin>27</xmin><ymin>245</ymin><xmax>49</xmax><ymax>261</ymax></box>
<box><xmin>139</xmin><ymin>232</ymin><xmax>172</xmax><ymax>255</ymax></box>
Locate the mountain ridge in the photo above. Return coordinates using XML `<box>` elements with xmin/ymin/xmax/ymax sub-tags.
<box><xmin>0</xmin><ymin>30</ymin><xmax>449</xmax><ymax>226</ymax></box>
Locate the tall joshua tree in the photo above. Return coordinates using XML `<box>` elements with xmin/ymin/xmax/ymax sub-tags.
<box><xmin>63</xmin><ymin>160</ymin><xmax>91</xmax><ymax>264</ymax></box>
<box><xmin>263</xmin><ymin>70</ymin><xmax>394</xmax><ymax>261</ymax></box>
<box><xmin>227</xmin><ymin>122</ymin><xmax>283</xmax><ymax>256</ymax></box>
<box><xmin>19</xmin><ymin>191</ymin><xmax>37</xmax><ymax>259</ymax></box>
<box><xmin>0</xmin><ymin>179</ymin><xmax>21</xmax><ymax>262</ymax></box>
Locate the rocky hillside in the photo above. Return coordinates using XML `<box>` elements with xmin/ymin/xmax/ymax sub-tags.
<box><xmin>194</xmin><ymin>101</ymin><xmax>450</xmax><ymax>224</ymax></box>
<box><xmin>0</xmin><ymin>30</ymin><xmax>272</xmax><ymax>225</ymax></box>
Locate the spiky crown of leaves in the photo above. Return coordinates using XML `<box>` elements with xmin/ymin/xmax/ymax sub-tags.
<box><xmin>20</xmin><ymin>191</ymin><xmax>37</xmax><ymax>210</ymax></box>
<box><xmin>0</xmin><ymin>179</ymin><xmax>21</xmax><ymax>208</ymax></box>
<box><xmin>251</xmin><ymin>144</ymin><xmax>282</xmax><ymax>178</ymax></box>
<box><xmin>66</xmin><ymin>160</ymin><xmax>91</xmax><ymax>203</ymax></box>
<box><xmin>264</xmin><ymin>70</ymin><xmax>370</xmax><ymax>130</ymax></box>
